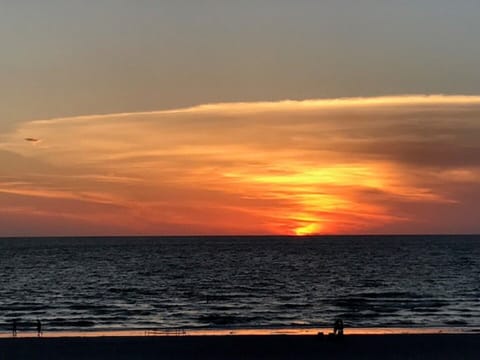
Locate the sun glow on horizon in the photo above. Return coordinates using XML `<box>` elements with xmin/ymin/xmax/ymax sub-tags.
<box><xmin>294</xmin><ymin>223</ymin><xmax>322</xmax><ymax>236</ymax></box>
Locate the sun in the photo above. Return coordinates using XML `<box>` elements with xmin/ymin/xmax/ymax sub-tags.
<box><xmin>294</xmin><ymin>223</ymin><xmax>321</xmax><ymax>236</ymax></box>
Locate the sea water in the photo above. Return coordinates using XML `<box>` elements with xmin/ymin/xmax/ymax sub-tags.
<box><xmin>0</xmin><ymin>235</ymin><xmax>479</xmax><ymax>332</ymax></box>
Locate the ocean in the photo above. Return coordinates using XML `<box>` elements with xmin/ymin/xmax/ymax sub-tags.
<box><xmin>1</xmin><ymin>235</ymin><xmax>479</xmax><ymax>332</ymax></box>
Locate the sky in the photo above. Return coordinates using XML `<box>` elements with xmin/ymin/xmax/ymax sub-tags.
<box><xmin>1</xmin><ymin>1</ymin><xmax>480</xmax><ymax>236</ymax></box>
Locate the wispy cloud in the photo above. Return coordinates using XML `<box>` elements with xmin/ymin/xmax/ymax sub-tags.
<box><xmin>1</xmin><ymin>95</ymin><xmax>480</xmax><ymax>235</ymax></box>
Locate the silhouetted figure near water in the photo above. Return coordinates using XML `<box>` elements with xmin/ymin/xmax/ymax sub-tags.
<box><xmin>333</xmin><ymin>319</ymin><xmax>344</xmax><ymax>336</ymax></box>
<box><xmin>37</xmin><ymin>320</ymin><xmax>42</xmax><ymax>337</ymax></box>
<box><xmin>12</xmin><ymin>320</ymin><xmax>17</xmax><ymax>337</ymax></box>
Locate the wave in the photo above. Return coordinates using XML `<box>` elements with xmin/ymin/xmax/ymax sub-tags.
<box><xmin>48</xmin><ymin>319</ymin><xmax>95</xmax><ymax>327</ymax></box>
<box><xmin>276</xmin><ymin>303</ymin><xmax>312</xmax><ymax>309</ymax></box>
<box><xmin>198</xmin><ymin>314</ymin><xmax>267</xmax><ymax>326</ymax></box>
<box><xmin>354</xmin><ymin>291</ymin><xmax>424</xmax><ymax>299</ymax></box>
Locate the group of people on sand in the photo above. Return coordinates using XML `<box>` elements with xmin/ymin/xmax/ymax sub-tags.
<box><xmin>11</xmin><ymin>319</ymin><xmax>42</xmax><ymax>337</ymax></box>
<box><xmin>318</xmin><ymin>319</ymin><xmax>344</xmax><ymax>338</ymax></box>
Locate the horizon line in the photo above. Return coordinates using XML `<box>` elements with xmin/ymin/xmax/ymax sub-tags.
<box><xmin>1</xmin><ymin>233</ymin><xmax>480</xmax><ymax>240</ymax></box>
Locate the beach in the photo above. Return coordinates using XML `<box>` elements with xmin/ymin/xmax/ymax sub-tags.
<box><xmin>1</xmin><ymin>333</ymin><xmax>480</xmax><ymax>359</ymax></box>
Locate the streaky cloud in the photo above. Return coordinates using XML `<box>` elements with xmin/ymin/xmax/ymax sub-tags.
<box><xmin>1</xmin><ymin>95</ymin><xmax>480</xmax><ymax>236</ymax></box>
<box><xmin>16</xmin><ymin>94</ymin><xmax>480</xmax><ymax>126</ymax></box>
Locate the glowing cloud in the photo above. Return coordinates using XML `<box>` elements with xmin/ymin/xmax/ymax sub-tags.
<box><xmin>1</xmin><ymin>95</ymin><xmax>480</xmax><ymax>236</ymax></box>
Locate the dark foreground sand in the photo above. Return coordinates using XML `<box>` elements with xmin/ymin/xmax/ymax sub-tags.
<box><xmin>1</xmin><ymin>334</ymin><xmax>479</xmax><ymax>359</ymax></box>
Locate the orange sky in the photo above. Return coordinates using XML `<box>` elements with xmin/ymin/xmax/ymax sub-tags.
<box><xmin>1</xmin><ymin>95</ymin><xmax>480</xmax><ymax>236</ymax></box>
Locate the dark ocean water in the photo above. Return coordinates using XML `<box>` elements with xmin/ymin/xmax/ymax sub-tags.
<box><xmin>1</xmin><ymin>235</ymin><xmax>479</xmax><ymax>332</ymax></box>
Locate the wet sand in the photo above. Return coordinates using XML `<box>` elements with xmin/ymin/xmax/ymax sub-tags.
<box><xmin>1</xmin><ymin>334</ymin><xmax>479</xmax><ymax>359</ymax></box>
<box><xmin>0</xmin><ymin>326</ymin><xmax>473</xmax><ymax>338</ymax></box>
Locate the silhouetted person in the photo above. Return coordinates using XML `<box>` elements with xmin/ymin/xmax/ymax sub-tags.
<box><xmin>12</xmin><ymin>320</ymin><xmax>17</xmax><ymax>337</ymax></box>
<box><xmin>37</xmin><ymin>320</ymin><xmax>42</xmax><ymax>337</ymax></box>
<box><xmin>333</xmin><ymin>319</ymin><xmax>344</xmax><ymax>336</ymax></box>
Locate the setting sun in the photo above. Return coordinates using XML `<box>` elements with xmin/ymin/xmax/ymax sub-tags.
<box><xmin>294</xmin><ymin>223</ymin><xmax>321</xmax><ymax>236</ymax></box>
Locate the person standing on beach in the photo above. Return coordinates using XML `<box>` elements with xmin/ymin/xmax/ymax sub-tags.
<box><xmin>333</xmin><ymin>319</ymin><xmax>344</xmax><ymax>336</ymax></box>
<box><xmin>37</xmin><ymin>319</ymin><xmax>42</xmax><ymax>337</ymax></box>
<box><xmin>12</xmin><ymin>319</ymin><xmax>17</xmax><ymax>337</ymax></box>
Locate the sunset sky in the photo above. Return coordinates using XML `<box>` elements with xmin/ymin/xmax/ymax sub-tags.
<box><xmin>1</xmin><ymin>1</ymin><xmax>480</xmax><ymax>236</ymax></box>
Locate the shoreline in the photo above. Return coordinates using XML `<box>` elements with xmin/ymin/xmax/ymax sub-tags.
<box><xmin>1</xmin><ymin>326</ymin><xmax>478</xmax><ymax>338</ymax></box>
